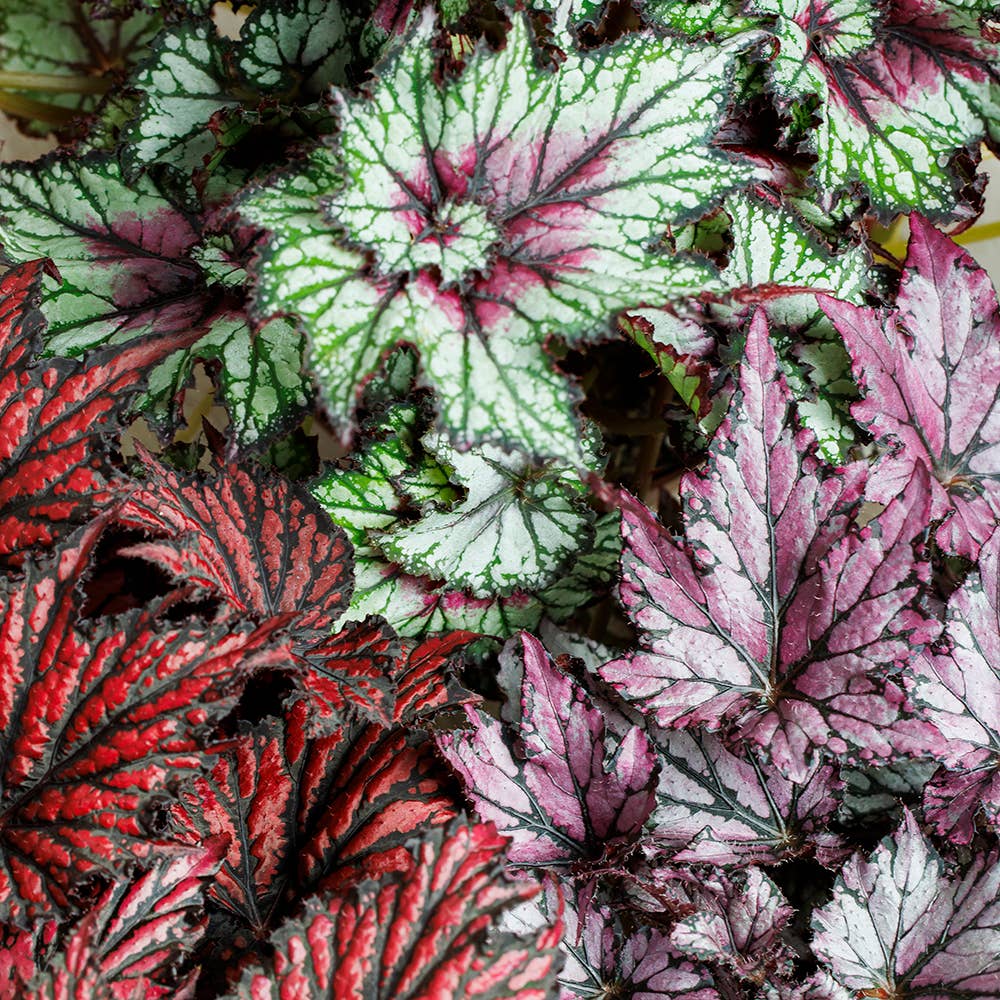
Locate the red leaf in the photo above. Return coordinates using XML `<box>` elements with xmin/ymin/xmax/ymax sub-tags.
<box><xmin>225</xmin><ymin>822</ymin><xmax>560</xmax><ymax>1000</ymax></box>
<box><xmin>0</xmin><ymin>262</ymin><xmax>200</xmax><ymax>567</ymax></box>
<box><xmin>9</xmin><ymin>843</ymin><xmax>223</xmax><ymax>1000</ymax></box>
<box><xmin>171</xmin><ymin>647</ymin><xmax>463</xmax><ymax>948</ymax></box>
<box><xmin>118</xmin><ymin>449</ymin><xmax>354</xmax><ymax>642</ymax></box>
<box><xmin>0</xmin><ymin>521</ymin><xmax>290</xmax><ymax>926</ymax></box>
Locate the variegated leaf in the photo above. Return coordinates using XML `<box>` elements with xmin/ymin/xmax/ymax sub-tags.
<box><xmin>648</xmin><ymin>728</ymin><xmax>847</xmax><ymax>866</ymax></box>
<box><xmin>375</xmin><ymin>435</ymin><xmax>595</xmax><ymax>598</ymax></box>
<box><xmin>224</xmin><ymin>822</ymin><xmax>560</xmax><ymax>1000</ymax></box>
<box><xmin>812</xmin><ymin>810</ymin><xmax>1000</xmax><ymax>998</ymax></box>
<box><xmin>600</xmin><ymin>313</ymin><xmax>937</xmax><ymax>781</ymax></box>
<box><xmin>0</xmin><ymin>0</ymin><xmax>159</xmax><ymax>135</ymax></box>
<box><xmin>240</xmin><ymin>11</ymin><xmax>759</xmax><ymax>460</ymax></box>
<box><xmin>823</xmin><ymin>214</ymin><xmax>1000</xmax><ymax>558</ymax></box>
<box><xmin>438</xmin><ymin>632</ymin><xmax>658</xmax><ymax>870</ymax></box>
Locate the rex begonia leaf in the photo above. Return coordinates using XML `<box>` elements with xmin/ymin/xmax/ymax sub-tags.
<box><xmin>171</xmin><ymin>655</ymin><xmax>462</xmax><ymax>943</ymax></box>
<box><xmin>313</xmin><ymin>369</ymin><xmax>619</xmax><ymax>636</ymax></box>
<box><xmin>121</xmin><ymin>0</ymin><xmax>369</xmax><ymax>183</ymax></box>
<box><xmin>714</xmin><ymin>187</ymin><xmax>871</xmax><ymax>464</ymax></box>
<box><xmin>648</xmin><ymin>729</ymin><xmax>846</xmax><ymax>866</ymax></box>
<box><xmin>894</xmin><ymin>528</ymin><xmax>1000</xmax><ymax>843</ymax></box>
<box><xmin>141</xmin><ymin>311</ymin><xmax>311</xmax><ymax>451</ymax></box>
<box><xmin>812</xmin><ymin>809</ymin><xmax>1000</xmax><ymax>998</ymax></box>
<box><xmin>225</xmin><ymin>822</ymin><xmax>560</xmax><ymax>1000</ymax></box>
<box><xmin>670</xmin><ymin>868</ymin><xmax>795</xmax><ymax>984</ymax></box>
<box><xmin>240</xmin><ymin>10</ymin><xmax>759</xmax><ymax>461</ymax></box>
<box><xmin>620</xmin><ymin>310</ymin><xmax>718</xmax><ymax>421</ymax></box>
<box><xmin>0</xmin><ymin>522</ymin><xmax>290</xmax><ymax>927</ymax></box>
<box><xmin>115</xmin><ymin>448</ymin><xmax>430</xmax><ymax>727</ymax></box>
<box><xmin>823</xmin><ymin>214</ymin><xmax>1000</xmax><ymax>559</ymax></box>
<box><xmin>0</xmin><ymin>0</ymin><xmax>160</xmax><ymax>136</ymax></box>
<box><xmin>299</xmin><ymin>627</ymin><xmax>474</xmax><ymax>731</ymax></box>
<box><xmin>599</xmin><ymin>312</ymin><xmax>936</xmax><ymax>781</ymax></box>
<box><xmin>437</xmin><ymin>632</ymin><xmax>657</xmax><ymax>870</ymax></box>
<box><xmin>645</xmin><ymin>0</ymin><xmax>998</xmax><ymax>219</ymax></box>
<box><xmin>14</xmin><ymin>844</ymin><xmax>223</xmax><ymax>999</ymax></box>
<box><xmin>116</xmin><ymin>449</ymin><xmax>354</xmax><ymax>644</ymax></box>
<box><xmin>0</xmin><ymin>153</ymin><xmax>311</xmax><ymax>451</ymax></box>
<box><xmin>375</xmin><ymin>435</ymin><xmax>596</xmax><ymax>598</ymax></box>
<box><xmin>506</xmin><ymin>887</ymin><xmax>718</xmax><ymax>1000</ymax></box>
<box><xmin>838</xmin><ymin>758</ymin><xmax>938</xmax><ymax>823</ymax></box>
<box><xmin>0</xmin><ymin>261</ymin><xmax>193</xmax><ymax>566</ymax></box>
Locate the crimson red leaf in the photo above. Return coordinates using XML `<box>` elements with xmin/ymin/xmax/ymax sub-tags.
<box><xmin>822</xmin><ymin>215</ymin><xmax>1000</xmax><ymax>558</ymax></box>
<box><xmin>11</xmin><ymin>843</ymin><xmax>223</xmax><ymax>1000</ymax></box>
<box><xmin>0</xmin><ymin>521</ymin><xmax>290</xmax><ymax>927</ymax></box>
<box><xmin>438</xmin><ymin>632</ymin><xmax>657</xmax><ymax>870</ymax></box>
<box><xmin>118</xmin><ymin>449</ymin><xmax>354</xmax><ymax>643</ymax></box>
<box><xmin>0</xmin><ymin>262</ymin><xmax>200</xmax><ymax>567</ymax></box>
<box><xmin>225</xmin><ymin>822</ymin><xmax>560</xmax><ymax>1000</ymax></box>
<box><xmin>171</xmin><ymin>644</ymin><xmax>464</xmax><ymax>947</ymax></box>
<box><xmin>600</xmin><ymin>312</ymin><xmax>938</xmax><ymax>781</ymax></box>
<box><xmin>299</xmin><ymin>616</ymin><xmax>400</xmax><ymax>728</ymax></box>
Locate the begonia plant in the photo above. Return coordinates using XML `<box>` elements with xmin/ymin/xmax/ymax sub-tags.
<box><xmin>0</xmin><ymin>0</ymin><xmax>999</xmax><ymax>996</ymax></box>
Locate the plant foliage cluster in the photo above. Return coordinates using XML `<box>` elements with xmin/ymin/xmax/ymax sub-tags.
<box><xmin>0</xmin><ymin>0</ymin><xmax>999</xmax><ymax>996</ymax></box>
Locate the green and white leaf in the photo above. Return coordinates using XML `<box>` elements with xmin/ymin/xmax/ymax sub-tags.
<box><xmin>0</xmin><ymin>153</ymin><xmax>205</xmax><ymax>354</ymax></box>
<box><xmin>121</xmin><ymin>0</ymin><xmax>362</xmax><ymax>181</ymax></box>
<box><xmin>311</xmin><ymin>363</ymin><xmax>616</xmax><ymax>635</ymax></box>
<box><xmin>241</xmin><ymin>11</ymin><xmax>760</xmax><ymax>462</ymax></box>
<box><xmin>644</xmin><ymin>0</ymin><xmax>1000</xmax><ymax>219</ymax></box>
<box><xmin>143</xmin><ymin>312</ymin><xmax>311</xmax><ymax>449</ymax></box>
<box><xmin>0</xmin><ymin>0</ymin><xmax>160</xmax><ymax>134</ymax></box>
<box><xmin>375</xmin><ymin>435</ymin><xmax>596</xmax><ymax>598</ymax></box>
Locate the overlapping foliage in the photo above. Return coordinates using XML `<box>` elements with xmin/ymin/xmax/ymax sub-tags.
<box><xmin>0</xmin><ymin>0</ymin><xmax>999</xmax><ymax>997</ymax></box>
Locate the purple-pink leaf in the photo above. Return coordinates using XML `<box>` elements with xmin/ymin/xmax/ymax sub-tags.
<box><xmin>556</xmin><ymin>889</ymin><xmax>718</xmax><ymax>1000</ymax></box>
<box><xmin>437</xmin><ymin>632</ymin><xmax>657</xmax><ymax>870</ymax></box>
<box><xmin>893</xmin><ymin>528</ymin><xmax>1000</xmax><ymax>843</ymax></box>
<box><xmin>822</xmin><ymin>214</ymin><xmax>1000</xmax><ymax>558</ymax></box>
<box><xmin>600</xmin><ymin>311</ymin><xmax>936</xmax><ymax>781</ymax></box>
<box><xmin>648</xmin><ymin>729</ymin><xmax>846</xmax><ymax>867</ymax></box>
<box><xmin>812</xmin><ymin>809</ymin><xmax>1000</xmax><ymax>998</ymax></box>
<box><xmin>669</xmin><ymin>868</ymin><xmax>795</xmax><ymax>985</ymax></box>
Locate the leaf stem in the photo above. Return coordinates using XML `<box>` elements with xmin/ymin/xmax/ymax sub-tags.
<box><xmin>0</xmin><ymin>70</ymin><xmax>110</xmax><ymax>95</ymax></box>
<box><xmin>0</xmin><ymin>91</ymin><xmax>77</xmax><ymax>125</ymax></box>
